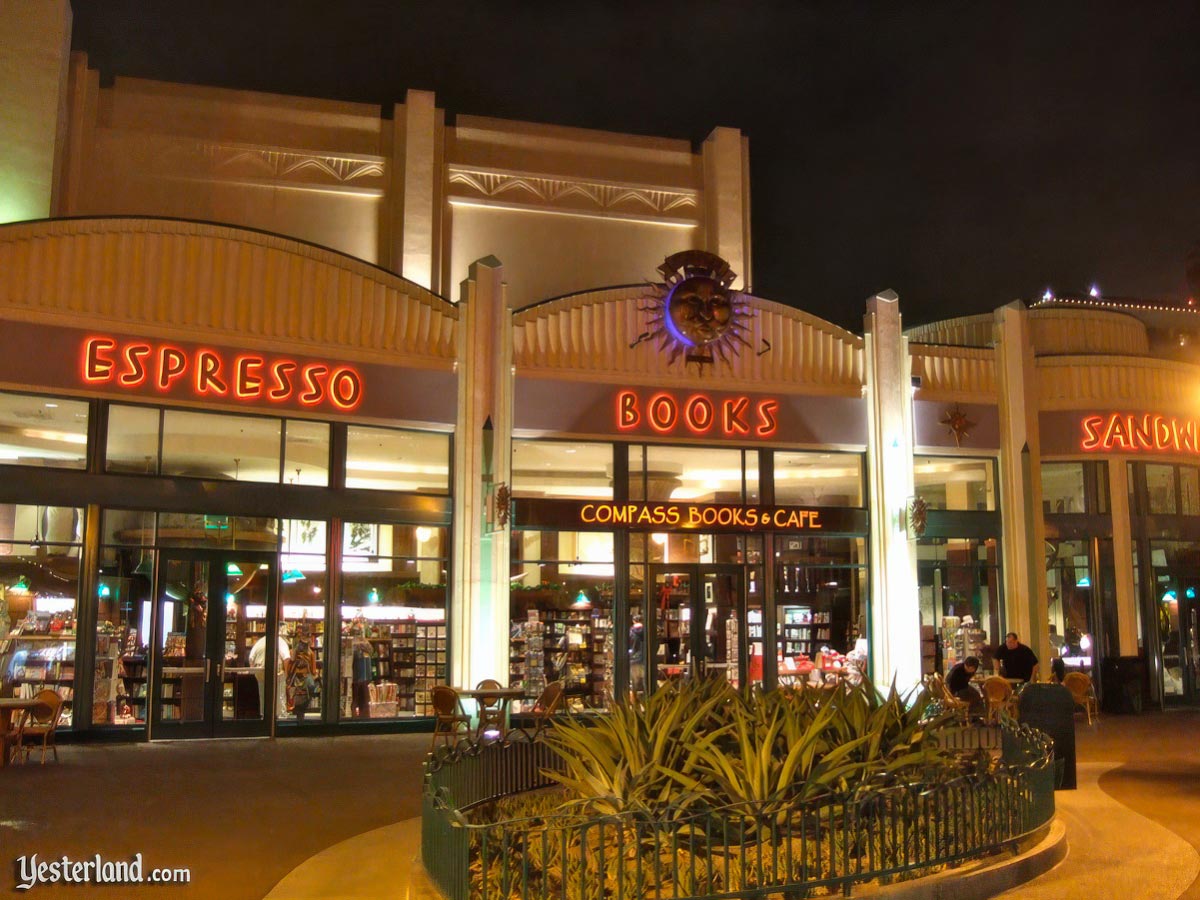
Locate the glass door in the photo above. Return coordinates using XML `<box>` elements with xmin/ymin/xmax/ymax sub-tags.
<box><xmin>151</xmin><ymin>550</ymin><xmax>277</xmax><ymax>738</ymax></box>
<box><xmin>647</xmin><ymin>565</ymin><xmax>745</xmax><ymax>693</ymax></box>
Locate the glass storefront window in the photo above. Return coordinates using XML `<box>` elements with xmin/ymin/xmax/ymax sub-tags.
<box><xmin>774</xmin><ymin>451</ymin><xmax>863</xmax><ymax>506</ymax></box>
<box><xmin>106</xmin><ymin>405</ymin><xmax>161</xmax><ymax>474</ymax></box>
<box><xmin>95</xmin><ymin>510</ymin><xmax>156</xmax><ymax>727</ymax></box>
<box><xmin>345</xmin><ymin>425</ymin><xmax>450</xmax><ymax>493</ymax></box>
<box><xmin>1146</xmin><ymin>464</ymin><xmax>1178</xmax><ymax>515</ymax></box>
<box><xmin>0</xmin><ymin>504</ymin><xmax>84</xmax><ymax>729</ymax></box>
<box><xmin>277</xmin><ymin>519</ymin><xmax>329</xmax><ymax>723</ymax></box>
<box><xmin>774</xmin><ymin>536</ymin><xmax>868</xmax><ymax>677</ymax></box>
<box><xmin>914</xmin><ymin>457</ymin><xmax>995</xmax><ymax>511</ymax></box>
<box><xmin>155</xmin><ymin>513</ymin><xmax>278</xmax><ymax>550</ymax></box>
<box><xmin>1147</xmin><ymin>541</ymin><xmax>1200</xmax><ymax>701</ymax></box>
<box><xmin>1042</xmin><ymin>463</ymin><xmax>1086</xmax><ymax>514</ymax></box>
<box><xmin>339</xmin><ymin>522</ymin><xmax>448</xmax><ymax>719</ymax></box>
<box><xmin>917</xmin><ymin>538</ymin><xmax>1001</xmax><ymax>672</ymax></box>
<box><xmin>0</xmin><ymin>392</ymin><xmax>89</xmax><ymax>469</ymax></box>
<box><xmin>512</xmin><ymin>440</ymin><xmax>613</xmax><ymax>499</ymax></box>
<box><xmin>162</xmin><ymin>410</ymin><xmax>282</xmax><ymax>483</ymax></box>
<box><xmin>283</xmin><ymin>420</ymin><xmax>331</xmax><ymax>487</ymax></box>
<box><xmin>1182</xmin><ymin>467</ymin><xmax>1200</xmax><ymax>516</ymax></box>
<box><xmin>510</xmin><ymin>529</ymin><xmax>614</xmax><ymax>712</ymax></box>
<box><xmin>1046</xmin><ymin>539</ymin><xmax>1096</xmax><ymax>677</ymax></box>
<box><xmin>631</xmin><ymin>445</ymin><xmax>748</xmax><ymax>504</ymax></box>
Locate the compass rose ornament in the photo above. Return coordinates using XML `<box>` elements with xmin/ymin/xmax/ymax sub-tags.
<box><xmin>639</xmin><ymin>251</ymin><xmax>753</xmax><ymax>371</ymax></box>
<box><xmin>941</xmin><ymin>404</ymin><xmax>976</xmax><ymax>447</ymax></box>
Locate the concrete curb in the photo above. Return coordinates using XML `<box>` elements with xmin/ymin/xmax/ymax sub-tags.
<box><xmin>858</xmin><ymin>820</ymin><xmax>1067</xmax><ymax>899</ymax></box>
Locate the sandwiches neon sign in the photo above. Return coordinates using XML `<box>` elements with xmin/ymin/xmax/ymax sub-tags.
<box><xmin>1081</xmin><ymin>412</ymin><xmax>1200</xmax><ymax>454</ymax></box>
<box><xmin>81</xmin><ymin>336</ymin><xmax>363</xmax><ymax>412</ymax></box>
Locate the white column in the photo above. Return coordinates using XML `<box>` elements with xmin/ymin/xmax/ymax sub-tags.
<box><xmin>994</xmin><ymin>302</ymin><xmax>1050</xmax><ymax>664</ymax></box>
<box><xmin>0</xmin><ymin>0</ymin><xmax>73</xmax><ymax>222</ymax></box>
<box><xmin>863</xmin><ymin>290</ymin><xmax>921</xmax><ymax>690</ymax></box>
<box><xmin>1108</xmin><ymin>458</ymin><xmax>1139</xmax><ymax>654</ymax></box>
<box><xmin>701</xmin><ymin>127</ymin><xmax>752</xmax><ymax>290</ymax></box>
<box><xmin>451</xmin><ymin>257</ymin><xmax>512</xmax><ymax>691</ymax></box>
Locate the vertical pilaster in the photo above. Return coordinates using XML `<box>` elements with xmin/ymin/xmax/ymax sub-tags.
<box><xmin>451</xmin><ymin>257</ymin><xmax>511</xmax><ymax>691</ymax></box>
<box><xmin>1108</xmin><ymin>458</ymin><xmax>1139</xmax><ymax>654</ymax></box>
<box><xmin>995</xmin><ymin>302</ymin><xmax>1050</xmax><ymax>665</ymax></box>
<box><xmin>863</xmin><ymin>290</ymin><xmax>921</xmax><ymax>689</ymax></box>
<box><xmin>701</xmin><ymin>127</ymin><xmax>752</xmax><ymax>290</ymax></box>
<box><xmin>401</xmin><ymin>89</ymin><xmax>440</xmax><ymax>290</ymax></box>
<box><xmin>0</xmin><ymin>0</ymin><xmax>73</xmax><ymax>222</ymax></box>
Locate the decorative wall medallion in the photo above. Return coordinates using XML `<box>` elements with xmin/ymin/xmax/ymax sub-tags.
<box><xmin>635</xmin><ymin>251</ymin><xmax>753</xmax><ymax>371</ymax></box>
<box><xmin>907</xmin><ymin>496</ymin><xmax>928</xmax><ymax>539</ymax></box>
<box><xmin>941</xmin><ymin>404</ymin><xmax>976</xmax><ymax>447</ymax></box>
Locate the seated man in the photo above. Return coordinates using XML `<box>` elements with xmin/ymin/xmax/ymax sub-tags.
<box><xmin>946</xmin><ymin>656</ymin><xmax>984</xmax><ymax>713</ymax></box>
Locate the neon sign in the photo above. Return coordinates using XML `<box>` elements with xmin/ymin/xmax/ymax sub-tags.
<box><xmin>81</xmin><ymin>336</ymin><xmax>363</xmax><ymax>412</ymax></box>
<box><xmin>616</xmin><ymin>389</ymin><xmax>778</xmax><ymax>438</ymax></box>
<box><xmin>580</xmin><ymin>502</ymin><xmax>822</xmax><ymax>531</ymax></box>
<box><xmin>1081</xmin><ymin>413</ymin><xmax>1200</xmax><ymax>455</ymax></box>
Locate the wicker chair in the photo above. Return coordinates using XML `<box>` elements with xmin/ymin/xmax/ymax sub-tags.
<box><xmin>430</xmin><ymin>686</ymin><xmax>471</xmax><ymax>751</ymax></box>
<box><xmin>1063</xmin><ymin>672</ymin><xmax>1099</xmax><ymax>724</ymax></box>
<box><xmin>474</xmin><ymin>678</ymin><xmax>506</xmax><ymax>740</ymax></box>
<box><xmin>981</xmin><ymin>676</ymin><xmax>1016</xmax><ymax>723</ymax></box>
<box><xmin>925</xmin><ymin>673</ymin><xmax>970</xmax><ymax>721</ymax></box>
<box><xmin>528</xmin><ymin>680</ymin><xmax>565</xmax><ymax>736</ymax></box>
<box><xmin>12</xmin><ymin>689</ymin><xmax>65</xmax><ymax>765</ymax></box>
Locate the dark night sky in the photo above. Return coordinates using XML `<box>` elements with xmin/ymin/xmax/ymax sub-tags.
<box><xmin>69</xmin><ymin>1</ymin><xmax>1199</xmax><ymax>330</ymax></box>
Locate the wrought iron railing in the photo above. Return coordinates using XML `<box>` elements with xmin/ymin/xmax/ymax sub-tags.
<box><xmin>422</xmin><ymin>726</ymin><xmax>1054</xmax><ymax>900</ymax></box>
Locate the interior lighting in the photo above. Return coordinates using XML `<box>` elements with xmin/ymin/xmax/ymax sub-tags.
<box><xmin>415</xmin><ymin>526</ymin><xmax>432</xmax><ymax>543</ymax></box>
<box><xmin>368</xmin><ymin>587</ymin><xmax>380</xmax><ymax>604</ymax></box>
<box><xmin>98</xmin><ymin>583</ymin><xmax>111</xmax><ymax>598</ymax></box>
<box><xmin>226</xmin><ymin>562</ymin><xmax>243</xmax><ymax>576</ymax></box>
<box><xmin>282</xmin><ymin>569</ymin><xmax>306</xmax><ymax>584</ymax></box>
<box><xmin>651</xmin><ymin>533</ymin><xmax>668</xmax><ymax>545</ymax></box>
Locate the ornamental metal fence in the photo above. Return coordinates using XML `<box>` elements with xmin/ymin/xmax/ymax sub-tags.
<box><xmin>422</xmin><ymin>726</ymin><xmax>1055</xmax><ymax>900</ymax></box>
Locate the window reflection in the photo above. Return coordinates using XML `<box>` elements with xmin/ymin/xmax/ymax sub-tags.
<box><xmin>0</xmin><ymin>392</ymin><xmax>88</xmax><ymax>470</ymax></box>
<box><xmin>345</xmin><ymin>426</ymin><xmax>449</xmax><ymax>493</ymax></box>
<box><xmin>914</xmin><ymin>456</ymin><xmax>994</xmax><ymax>511</ymax></box>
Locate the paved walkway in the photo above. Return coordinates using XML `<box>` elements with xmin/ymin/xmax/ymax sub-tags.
<box><xmin>996</xmin><ymin>761</ymin><xmax>1200</xmax><ymax>900</ymax></box>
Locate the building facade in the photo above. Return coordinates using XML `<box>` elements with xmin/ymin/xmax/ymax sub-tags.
<box><xmin>1</xmin><ymin>4</ymin><xmax>1196</xmax><ymax>742</ymax></box>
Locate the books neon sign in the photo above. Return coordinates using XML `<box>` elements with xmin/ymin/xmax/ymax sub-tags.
<box><xmin>81</xmin><ymin>336</ymin><xmax>363</xmax><ymax>412</ymax></box>
<box><xmin>616</xmin><ymin>389</ymin><xmax>778</xmax><ymax>438</ymax></box>
<box><xmin>1081</xmin><ymin>412</ymin><xmax>1200</xmax><ymax>454</ymax></box>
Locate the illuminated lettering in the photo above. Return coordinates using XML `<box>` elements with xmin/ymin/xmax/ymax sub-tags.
<box><xmin>1081</xmin><ymin>412</ymin><xmax>1200</xmax><ymax>457</ymax></box>
<box><xmin>722</xmin><ymin>398</ymin><xmax>750</xmax><ymax>436</ymax></box>
<box><xmin>79</xmin><ymin>336</ymin><xmax>364</xmax><ymax>412</ymax></box>
<box><xmin>269</xmin><ymin>361</ymin><xmax>297</xmax><ymax>401</ymax></box>
<box><xmin>328</xmin><ymin>368</ymin><xmax>363</xmax><ymax>411</ymax></box>
<box><xmin>684</xmin><ymin>395</ymin><xmax>715</xmax><ymax>434</ymax></box>
<box><xmin>648</xmin><ymin>393</ymin><xmax>678</xmax><ymax>433</ymax></box>
<box><xmin>158</xmin><ymin>347</ymin><xmax>187</xmax><ymax>390</ymax></box>
<box><xmin>234</xmin><ymin>356</ymin><xmax>265</xmax><ymax>400</ymax></box>
<box><xmin>83</xmin><ymin>338</ymin><xmax>117</xmax><ymax>383</ymax></box>
<box><xmin>756</xmin><ymin>400</ymin><xmax>779</xmax><ymax>437</ymax></box>
<box><xmin>195</xmin><ymin>351</ymin><xmax>228</xmax><ymax>396</ymax></box>
<box><xmin>119</xmin><ymin>344</ymin><xmax>151</xmax><ymax>387</ymax></box>
<box><xmin>612</xmin><ymin>388</ymin><xmax>782</xmax><ymax>440</ymax></box>
<box><xmin>617</xmin><ymin>391</ymin><xmax>640</xmax><ymax>430</ymax></box>
<box><xmin>576</xmin><ymin>501</ymin><xmax>827</xmax><ymax>533</ymax></box>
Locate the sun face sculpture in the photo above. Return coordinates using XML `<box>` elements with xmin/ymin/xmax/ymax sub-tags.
<box><xmin>640</xmin><ymin>251</ymin><xmax>753</xmax><ymax>370</ymax></box>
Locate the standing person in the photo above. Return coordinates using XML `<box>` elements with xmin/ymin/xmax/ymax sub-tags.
<box><xmin>995</xmin><ymin>632</ymin><xmax>1039</xmax><ymax>682</ymax></box>
<box><xmin>285</xmin><ymin>626</ymin><xmax>318</xmax><ymax>722</ymax></box>
<box><xmin>249</xmin><ymin>631</ymin><xmax>290</xmax><ymax>717</ymax></box>
<box><xmin>350</xmin><ymin>629</ymin><xmax>376</xmax><ymax>718</ymax></box>
<box><xmin>628</xmin><ymin>614</ymin><xmax>645</xmax><ymax>693</ymax></box>
<box><xmin>945</xmin><ymin>656</ymin><xmax>984</xmax><ymax>713</ymax></box>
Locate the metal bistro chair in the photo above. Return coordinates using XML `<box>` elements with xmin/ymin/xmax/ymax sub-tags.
<box><xmin>1063</xmin><ymin>672</ymin><xmax>1099</xmax><ymax>725</ymax></box>
<box><xmin>528</xmin><ymin>680</ymin><xmax>565</xmax><ymax>737</ymax></box>
<box><xmin>474</xmin><ymin>678</ymin><xmax>506</xmax><ymax>741</ymax></box>
<box><xmin>981</xmin><ymin>676</ymin><xmax>1017</xmax><ymax>724</ymax></box>
<box><xmin>13</xmin><ymin>689</ymin><xmax>65</xmax><ymax>765</ymax></box>
<box><xmin>429</xmin><ymin>686</ymin><xmax>471</xmax><ymax>751</ymax></box>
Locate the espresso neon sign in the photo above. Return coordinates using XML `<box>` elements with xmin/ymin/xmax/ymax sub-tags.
<box><xmin>1081</xmin><ymin>413</ymin><xmax>1200</xmax><ymax>455</ymax></box>
<box><xmin>81</xmin><ymin>336</ymin><xmax>363</xmax><ymax>412</ymax></box>
<box><xmin>580</xmin><ymin>501</ymin><xmax>822</xmax><ymax>531</ymax></box>
<box><xmin>616</xmin><ymin>389</ymin><xmax>778</xmax><ymax>438</ymax></box>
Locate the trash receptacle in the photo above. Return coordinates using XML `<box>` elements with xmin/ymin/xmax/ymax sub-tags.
<box><xmin>1016</xmin><ymin>683</ymin><xmax>1077</xmax><ymax>789</ymax></box>
<box><xmin>1100</xmin><ymin>656</ymin><xmax>1145</xmax><ymax>714</ymax></box>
